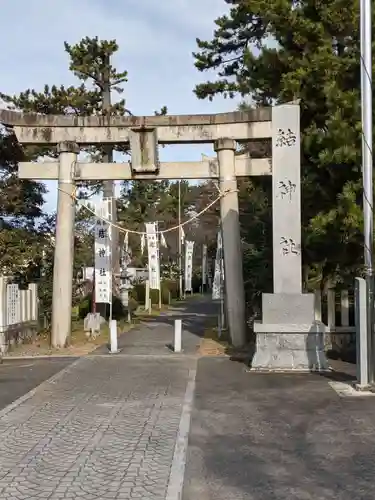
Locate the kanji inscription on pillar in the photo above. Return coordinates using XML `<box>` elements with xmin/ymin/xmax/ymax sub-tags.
<box><xmin>145</xmin><ymin>222</ymin><xmax>160</xmax><ymax>291</ymax></box>
<box><xmin>94</xmin><ymin>199</ymin><xmax>112</xmax><ymax>304</ymax></box>
<box><xmin>272</xmin><ymin>104</ymin><xmax>302</xmax><ymax>294</ymax></box>
<box><xmin>184</xmin><ymin>240</ymin><xmax>195</xmax><ymax>292</ymax></box>
<box><xmin>278</xmin><ymin>179</ymin><xmax>296</xmax><ymax>201</ymax></box>
<box><xmin>280</xmin><ymin>237</ymin><xmax>300</xmax><ymax>256</ymax></box>
<box><xmin>275</xmin><ymin>127</ymin><xmax>297</xmax><ymax>147</ymax></box>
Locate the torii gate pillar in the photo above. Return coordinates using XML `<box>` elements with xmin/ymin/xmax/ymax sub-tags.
<box><xmin>215</xmin><ymin>139</ymin><xmax>246</xmax><ymax>347</ymax></box>
<box><xmin>51</xmin><ymin>142</ymin><xmax>78</xmax><ymax>348</ymax></box>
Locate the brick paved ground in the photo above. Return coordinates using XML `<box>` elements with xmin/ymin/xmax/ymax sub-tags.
<box><xmin>0</xmin><ymin>356</ymin><xmax>196</xmax><ymax>500</ymax></box>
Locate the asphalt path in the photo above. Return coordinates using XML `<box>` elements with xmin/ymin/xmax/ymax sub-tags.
<box><xmin>0</xmin><ymin>357</ymin><xmax>77</xmax><ymax>411</ymax></box>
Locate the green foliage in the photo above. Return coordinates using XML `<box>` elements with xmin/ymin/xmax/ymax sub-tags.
<box><xmin>131</xmin><ymin>283</ymin><xmax>146</xmax><ymax>304</ymax></box>
<box><xmin>117</xmin><ymin>179</ymin><xmax>201</xmax><ymax>266</ymax></box>
<box><xmin>65</xmin><ymin>37</ymin><xmax>128</xmax><ymax>93</ymax></box>
<box><xmin>0</xmin><ymin>130</ymin><xmax>46</xmax><ymax>218</ymax></box>
<box><xmin>163</xmin><ymin>279</ymin><xmax>179</xmax><ymax>299</ymax></box>
<box><xmin>0</xmin><ymin>128</ymin><xmax>47</xmax><ymax>282</ymax></box>
<box><xmin>78</xmin><ymin>292</ymin><xmax>137</xmax><ymax>320</ymax></box>
<box><xmin>194</xmin><ymin>0</ymin><xmax>366</xmax><ymax>292</ymax></box>
<box><xmin>131</xmin><ymin>279</ymin><xmax>179</xmax><ymax>306</ymax></box>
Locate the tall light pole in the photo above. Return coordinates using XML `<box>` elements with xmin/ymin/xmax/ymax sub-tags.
<box><xmin>360</xmin><ymin>0</ymin><xmax>374</xmax><ymax>382</ymax></box>
<box><xmin>178</xmin><ymin>180</ymin><xmax>183</xmax><ymax>299</ymax></box>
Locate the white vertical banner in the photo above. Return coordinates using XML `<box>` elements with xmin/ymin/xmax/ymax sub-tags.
<box><xmin>94</xmin><ymin>199</ymin><xmax>112</xmax><ymax>304</ymax></box>
<box><xmin>180</xmin><ymin>226</ymin><xmax>185</xmax><ymax>243</ymax></box>
<box><xmin>202</xmin><ymin>244</ymin><xmax>207</xmax><ymax>285</ymax></box>
<box><xmin>146</xmin><ymin>222</ymin><xmax>160</xmax><ymax>290</ymax></box>
<box><xmin>212</xmin><ymin>231</ymin><xmax>223</xmax><ymax>300</ymax></box>
<box><xmin>184</xmin><ymin>240</ymin><xmax>195</xmax><ymax>292</ymax></box>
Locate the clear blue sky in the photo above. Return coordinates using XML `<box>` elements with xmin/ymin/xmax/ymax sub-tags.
<box><xmin>0</xmin><ymin>0</ymin><xmax>241</xmax><ymax>212</ymax></box>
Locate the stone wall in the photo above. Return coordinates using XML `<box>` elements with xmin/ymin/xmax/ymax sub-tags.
<box><xmin>314</xmin><ymin>289</ymin><xmax>356</xmax><ymax>360</ymax></box>
<box><xmin>0</xmin><ymin>277</ymin><xmax>39</xmax><ymax>354</ymax></box>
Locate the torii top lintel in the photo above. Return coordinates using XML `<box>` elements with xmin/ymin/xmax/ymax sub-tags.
<box><xmin>0</xmin><ymin>107</ymin><xmax>272</xmax><ymax>144</ymax></box>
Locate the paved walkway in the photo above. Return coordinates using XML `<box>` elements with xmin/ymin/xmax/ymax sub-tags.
<box><xmin>1</xmin><ymin>298</ymin><xmax>374</xmax><ymax>500</ymax></box>
<box><xmin>0</xmin><ymin>297</ymin><xmax>214</xmax><ymax>500</ymax></box>
<box><xmin>0</xmin><ymin>355</ymin><xmax>195</xmax><ymax>500</ymax></box>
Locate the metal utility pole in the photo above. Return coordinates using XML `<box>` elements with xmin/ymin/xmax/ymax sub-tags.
<box><xmin>178</xmin><ymin>180</ymin><xmax>183</xmax><ymax>299</ymax></box>
<box><xmin>101</xmin><ymin>53</ymin><xmax>119</xmax><ymax>321</ymax></box>
<box><xmin>360</xmin><ymin>0</ymin><xmax>374</xmax><ymax>382</ymax></box>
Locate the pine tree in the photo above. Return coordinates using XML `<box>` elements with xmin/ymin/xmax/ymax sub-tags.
<box><xmin>0</xmin><ymin>128</ymin><xmax>46</xmax><ymax>279</ymax></box>
<box><xmin>193</xmin><ymin>0</ymin><xmax>364</xmax><ymax>290</ymax></box>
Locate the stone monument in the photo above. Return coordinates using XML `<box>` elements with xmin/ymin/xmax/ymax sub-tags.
<box><xmin>251</xmin><ymin>104</ymin><xmax>328</xmax><ymax>371</ymax></box>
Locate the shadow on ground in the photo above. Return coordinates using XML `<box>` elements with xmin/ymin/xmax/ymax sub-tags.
<box><xmin>220</xmin><ymin>332</ymin><xmax>357</xmax><ymax>384</ymax></box>
<box><xmin>92</xmin><ymin>295</ymin><xmax>219</xmax><ymax>355</ymax></box>
<box><xmin>183</xmin><ymin>357</ymin><xmax>375</xmax><ymax>500</ymax></box>
<box><xmin>138</xmin><ymin>296</ymin><xmax>219</xmax><ymax>337</ymax></box>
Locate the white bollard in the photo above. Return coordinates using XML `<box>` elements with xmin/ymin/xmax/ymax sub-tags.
<box><xmin>174</xmin><ymin>319</ymin><xmax>182</xmax><ymax>353</ymax></box>
<box><xmin>110</xmin><ymin>319</ymin><xmax>118</xmax><ymax>353</ymax></box>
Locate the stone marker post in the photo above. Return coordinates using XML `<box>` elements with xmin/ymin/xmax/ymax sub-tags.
<box><xmin>215</xmin><ymin>138</ymin><xmax>246</xmax><ymax>347</ymax></box>
<box><xmin>51</xmin><ymin>142</ymin><xmax>79</xmax><ymax>348</ymax></box>
<box><xmin>252</xmin><ymin>104</ymin><xmax>328</xmax><ymax>370</ymax></box>
<box><xmin>271</xmin><ymin>105</ymin><xmax>302</xmax><ymax>294</ymax></box>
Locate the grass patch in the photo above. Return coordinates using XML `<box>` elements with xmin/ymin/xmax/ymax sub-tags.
<box><xmin>4</xmin><ymin>303</ymin><xmax>174</xmax><ymax>358</ymax></box>
<box><xmin>199</xmin><ymin>319</ymin><xmax>254</xmax><ymax>360</ymax></box>
<box><xmin>4</xmin><ymin>296</ymin><xmax>201</xmax><ymax>358</ymax></box>
<box><xmin>4</xmin><ymin>318</ymin><xmax>135</xmax><ymax>357</ymax></box>
<box><xmin>197</xmin><ymin>316</ymin><xmax>231</xmax><ymax>356</ymax></box>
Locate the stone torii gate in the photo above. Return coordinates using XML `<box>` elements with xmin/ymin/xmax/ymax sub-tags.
<box><xmin>0</xmin><ymin>104</ymin><xmax>327</xmax><ymax>370</ymax></box>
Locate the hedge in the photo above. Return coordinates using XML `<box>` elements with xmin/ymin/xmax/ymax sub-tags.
<box><xmin>78</xmin><ymin>293</ymin><xmax>138</xmax><ymax>320</ymax></box>
<box><xmin>131</xmin><ymin>279</ymin><xmax>179</xmax><ymax>306</ymax></box>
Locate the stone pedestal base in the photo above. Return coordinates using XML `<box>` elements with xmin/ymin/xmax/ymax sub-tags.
<box><xmin>251</xmin><ymin>293</ymin><xmax>330</xmax><ymax>371</ymax></box>
<box><xmin>251</xmin><ymin>324</ymin><xmax>329</xmax><ymax>371</ymax></box>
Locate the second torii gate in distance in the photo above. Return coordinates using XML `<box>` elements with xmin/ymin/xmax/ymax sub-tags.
<box><xmin>0</xmin><ymin>104</ymin><xmax>326</xmax><ymax>371</ymax></box>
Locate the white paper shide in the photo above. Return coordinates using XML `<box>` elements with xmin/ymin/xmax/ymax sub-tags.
<box><xmin>184</xmin><ymin>240</ymin><xmax>195</xmax><ymax>292</ymax></box>
<box><xmin>94</xmin><ymin>199</ymin><xmax>112</xmax><ymax>304</ymax></box>
<box><xmin>146</xmin><ymin>222</ymin><xmax>160</xmax><ymax>290</ymax></box>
